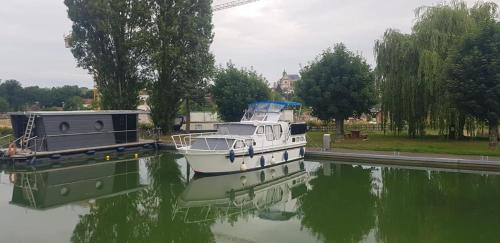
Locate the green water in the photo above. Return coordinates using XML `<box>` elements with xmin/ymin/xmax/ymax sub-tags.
<box><xmin>1</xmin><ymin>152</ymin><xmax>500</xmax><ymax>243</ymax></box>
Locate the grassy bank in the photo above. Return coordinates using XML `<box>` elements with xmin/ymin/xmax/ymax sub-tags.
<box><xmin>307</xmin><ymin>131</ymin><xmax>500</xmax><ymax>157</ymax></box>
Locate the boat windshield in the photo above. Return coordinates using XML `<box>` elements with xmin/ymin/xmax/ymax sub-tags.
<box><xmin>216</xmin><ymin>124</ymin><xmax>256</xmax><ymax>136</ymax></box>
<box><xmin>190</xmin><ymin>138</ymin><xmax>235</xmax><ymax>150</ymax></box>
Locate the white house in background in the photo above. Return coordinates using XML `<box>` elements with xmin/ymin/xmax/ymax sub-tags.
<box><xmin>138</xmin><ymin>94</ymin><xmax>152</xmax><ymax>124</ymax></box>
<box><xmin>181</xmin><ymin>112</ymin><xmax>220</xmax><ymax>131</ymax></box>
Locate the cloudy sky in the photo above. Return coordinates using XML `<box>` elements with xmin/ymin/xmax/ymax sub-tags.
<box><xmin>0</xmin><ymin>0</ymin><xmax>482</xmax><ymax>88</ymax></box>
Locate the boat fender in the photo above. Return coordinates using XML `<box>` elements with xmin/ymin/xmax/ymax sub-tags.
<box><xmin>260</xmin><ymin>171</ymin><xmax>265</xmax><ymax>183</ymax></box>
<box><xmin>116</xmin><ymin>147</ymin><xmax>125</xmax><ymax>153</ymax></box>
<box><xmin>9</xmin><ymin>173</ymin><xmax>16</xmax><ymax>184</ymax></box>
<box><xmin>284</xmin><ymin>151</ymin><xmax>289</xmax><ymax>162</ymax></box>
<box><xmin>229</xmin><ymin>149</ymin><xmax>235</xmax><ymax>163</ymax></box>
<box><xmin>248</xmin><ymin>187</ymin><xmax>255</xmax><ymax>199</ymax></box>
<box><xmin>7</xmin><ymin>143</ymin><xmax>16</xmax><ymax>156</ymax></box>
<box><xmin>260</xmin><ymin>156</ymin><xmax>265</xmax><ymax>167</ymax></box>
<box><xmin>240</xmin><ymin>175</ymin><xmax>247</xmax><ymax>185</ymax></box>
<box><xmin>229</xmin><ymin>189</ymin><xmax>235</xmax><ymax>202</ymax></box>
<box><xmin>283</xmin><ymin>165</ymin><xmax>289</xmax><ymax>175</ymax></box>
<box><xmin>248</xmin><ymin>145</ymin><xmax>254</xmax><ymax>158</ymax></box>
<box><xmin>240</xmin><ymin>162</ymin><xmax>247</xmax><ymax>171</ymax></box>
<box><xmin>300</xmin><ymin>161</ymin><xmax>305</xmax><ymax>171</ymax></box>
<box><xmin>299</xmin><ymin>147</ymin><xmax>305</xmax><ymax>157</ymax></box>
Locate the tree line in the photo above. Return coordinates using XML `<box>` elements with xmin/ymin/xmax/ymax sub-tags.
<box><xmin>0</xmin><ymin>79</ymin><xmax>92</xmax><ymax>112</ymax></box>
<box><xmin>61</xmin><ymin>0</ymin><xmax>499</xmax><ymax>146</ymax></box>
<box><xmin>374</xmin><ymin>2</ymin><xmax>499</xmax><ymax>142</ymax></box>
<box><xmin>296</xmin><ymin>1</ymin><xmax>499</xmax><ymax>147</ymax></box>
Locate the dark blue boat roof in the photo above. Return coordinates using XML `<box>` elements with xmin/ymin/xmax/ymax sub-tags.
<box><xmin>249</xmin><ymin>101</ymin><xmax>302</xmax><ymax>108</ymax></box>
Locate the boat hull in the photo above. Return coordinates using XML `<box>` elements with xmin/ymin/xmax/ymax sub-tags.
<box><xmin>181</xmin><ymin>144</ymin><xmax>306</xmax><ymax>174</ymax></box>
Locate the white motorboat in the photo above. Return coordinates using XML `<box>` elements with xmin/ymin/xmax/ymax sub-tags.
<box><xmin>172</xmin><ymin>101</ymin><xmax>307</xmax><ymax>174</ymax></box>
<box><xmin>172</xmin><ymin>159</ymin><xmax>312</xmax><ymax>223</ymax></box>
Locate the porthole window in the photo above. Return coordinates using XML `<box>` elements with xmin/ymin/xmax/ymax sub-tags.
<box><xmin>60</xmin><ymin>122</ymin><xmax>70</xmax><ymax>133</ymax></box>
<box><xmin>95</xmin><ymin>120</ymin><xmax>104</xmax><ymax>131</ymax></box>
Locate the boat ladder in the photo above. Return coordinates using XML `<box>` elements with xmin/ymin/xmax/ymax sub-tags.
<box><xmin>21</xmin><ymin>113</ymin><xmax>36</xmax><ymax>150</ymax></box>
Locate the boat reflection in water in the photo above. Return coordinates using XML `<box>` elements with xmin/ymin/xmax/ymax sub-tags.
<box><xmin>173</xmin><ymin>159</ymin><xmax>316</xmax><ymax>223</ymax></box>
<box><xmin>6</xmin><ymin>157</ymin><xmax>151</xmax><ymax>210</ymax></box>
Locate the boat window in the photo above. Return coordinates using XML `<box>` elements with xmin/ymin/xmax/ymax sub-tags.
<box><xmin>265</xmin><ymin>125</ymin><xmax>274</xmax><ymax>141</ymax></box>
<box><xmin>59</xmin><ymin>122</ymin><xmax>70</xmax><ymax>133</ymax></box>
<box><xmin>234</xmin><ymin>140</ymin><xmax>245</xmax><ymax>149</ymax></box>
<box><xmin>190</xmin><ymin>138</ymin><xmax>235</xmax><ymax>150</ymax></box>
<box><xmin>217</xmin><ymin>124</ymin><xmax>256</xmax><ymax>135</ymax></box>
<box><xmin>245</xmin><ymin>139</ymin><xmax>256</xmax><ymax>146</ymax></box>
<box><xmin>256</xmin><ymin>126</ymin><xmax>264</xmax><ymax>134</ymax></box>
<box><xmin>273</xmin><ymin>125</ymin><xmax>282</xmax><ymax>140</ymax></box>
<box><xmin>95</xmin><ymin>120</ymin><xmax>104</xmax><ymax>131</ymax></box>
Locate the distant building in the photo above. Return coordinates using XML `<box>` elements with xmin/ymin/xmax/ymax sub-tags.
<box><xmin>181</xmin><ymin>112</ymin><xmax>220</xmax><ymax>132</ymax></box>
<box><xmin>82</xmin><ymin>98</ymin><xmax>93</xmax><ymax>109</ymax></box>
<box><xmin>138</xmin><ymin>93</ymin><xmax>152</xmax><ymax>124</ymax></box>
<box><xmin>274</xmin><ymin>70</ymin><xmax>300</xmax><ymax>95</ymax></box>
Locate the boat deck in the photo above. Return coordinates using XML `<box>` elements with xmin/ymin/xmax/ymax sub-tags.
<box><xmin>5</xmin><ymin>139</ymin><xmax>159</xmax><ymax>161</ymax></box>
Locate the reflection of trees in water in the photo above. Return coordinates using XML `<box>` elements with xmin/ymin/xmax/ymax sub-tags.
<box><xmin>71</xmin><ymin>153</ymin><xmax>215</xmax><ymax>243</ymax></box>
<box><xmin>378</xmin><ymin>168</ymin><xmax>500</xmax><ymax>243</ymax></box>
<box><xmin>300</xmin><ymin>164</ymin><xmax>376</xmax><ymax>243</ymax></box>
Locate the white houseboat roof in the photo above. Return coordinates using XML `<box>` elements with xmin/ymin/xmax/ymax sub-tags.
<box><xmin>8</xmin><ymin>110</ymin><xmax>148</xmax><ymax>116</ymax></box>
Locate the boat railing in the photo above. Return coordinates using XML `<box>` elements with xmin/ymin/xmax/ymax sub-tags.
<box><xmin>21</xmin><ymin>136</ymin><xmax>45</xmax><ymax>155</ymax></box>
<box><xmin>171</xmin><ymin>132</ymin><xmax>218</xmax><ymax>150</ymax></box>
<box><xmin>0</xmin><ymin>134</ymin><xmax>14</xmax><ymax>148</ymax></box>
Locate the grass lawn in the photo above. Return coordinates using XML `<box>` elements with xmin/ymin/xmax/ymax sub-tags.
<box><xmin>307</xmin><ymin>131</ymin><xmax>500</xmax><ymax>157</ymax></box>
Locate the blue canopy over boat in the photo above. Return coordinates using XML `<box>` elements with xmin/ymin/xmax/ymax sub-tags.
<box><xmin>242</xmin><ymin>101</ymin><xmax>302</xmax><ymax>122</ymax></box>
<box><xmin>249</xmin><ymin>101</ymin><xmax>302</xmax><ymax>108</ymax></box>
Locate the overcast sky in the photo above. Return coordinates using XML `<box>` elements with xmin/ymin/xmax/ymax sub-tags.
<box><xmin>0</xmin><ymin>0</ymin><xmax>483</xmax><ymax>88</ymax></box>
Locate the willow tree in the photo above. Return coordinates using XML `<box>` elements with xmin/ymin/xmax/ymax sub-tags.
<box><xmin>374</xmin><ymin>30</ymin><xmax>422</xmax><ymax>136</ymax></box>
<box><xmin>65</xmin><ymin>0</ymin><xmax>149</xmax><ymax>110</ymax></box>
<box><xmin>375</xmin><ymin>1</ymin><xmax>498</xmax><ymax>138</ymax></box>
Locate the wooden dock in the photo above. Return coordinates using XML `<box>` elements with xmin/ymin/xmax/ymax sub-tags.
<box><xmin>305</xmin><ymin>150</ymin><xmax>500</xmax><ymax>172</ymax></box>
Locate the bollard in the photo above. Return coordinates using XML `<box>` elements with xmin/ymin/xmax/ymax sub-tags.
<box><xmin>323</xmin><ymin>134</ymin><xmax>331</xmax><ymax>151</ymax></box>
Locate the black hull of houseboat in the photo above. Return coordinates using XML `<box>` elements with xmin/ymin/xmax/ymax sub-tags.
<box><xmin>1</xmin><ymin>140</ymin><xmax>162</xmax><ymax>168</ymax></box>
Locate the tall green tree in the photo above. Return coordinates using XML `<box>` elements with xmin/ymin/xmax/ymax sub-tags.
<box><xmin>0</xmin><ymin>80</ymin><xmax>25</xmax><ymax>111</ymax></box>
<box><xmin>65</xmin><ymin>0</ymin><xmax>149</xmax><ymax>110</ymax></box>
<box><xmin>296</xmin><ymin>43</ymin><xmax>375</xmax><ymax>139</ymax></box>
<box><xmin>64</xmin><ymin>96</ymin><xmax>84</xmax><ymax>111</ymax></box>
<box><xmin>212</xmin><ymin>63</ymin><xmax>272</xmax><ymax>122</ymax></box>
<box><xmin>447</xmin><ymin>20</ymin><xmax>500</xmax><ymax>148</ymax></box>
<box><xmin>0</xmin><ymin>97</ymin><xmax>9</xmax><ymax>112</ymax></box>
<box><xmin>375</xmin><ymin>1</ymin><xmax>498</xmax><ymax>138</ymax></box>
<box><xmin>146</xmin><ymin>0</ymin><xmax>214</xmax><ymax>132</ymax></box>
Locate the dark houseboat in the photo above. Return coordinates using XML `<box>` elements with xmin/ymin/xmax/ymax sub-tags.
<box><xmin>0</xmin><ymin>110</ymin><xmax>159</xmax><ymax>163</ymax></box>
<box><xmin>6</xmin><ymin>157</ymin><xmax>149</xmax><ymax>210</ymax></box>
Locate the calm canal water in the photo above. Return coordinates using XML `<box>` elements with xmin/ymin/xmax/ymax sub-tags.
<box><xmin>1</xmin><ymin>152</ymin><xmax>500</xmax><ymax>243</ymax></box>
